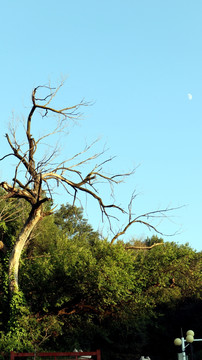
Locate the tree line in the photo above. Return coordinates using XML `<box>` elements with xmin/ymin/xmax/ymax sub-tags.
<box><xmin>0</xmin><ymin>199</ymin><xmax>201</xmax><ymax>360</ymax></box>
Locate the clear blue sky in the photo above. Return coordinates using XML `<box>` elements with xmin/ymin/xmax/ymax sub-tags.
<box><xmin>0</xmin><ymin>0</ymin><xmax>202</xmax><ymax>251</ymax></box>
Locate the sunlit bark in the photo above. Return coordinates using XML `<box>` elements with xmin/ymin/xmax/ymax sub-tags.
<box><xmin>9</xmin><ymin>206</ymin><xmax>42</xmax><ymax>292</ymax></box>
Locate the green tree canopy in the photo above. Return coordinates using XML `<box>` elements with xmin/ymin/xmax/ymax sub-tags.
<box><xmin>0</xmin><ymin>201</ymin><xmax>201</xmax><ymax>360</ymax></box>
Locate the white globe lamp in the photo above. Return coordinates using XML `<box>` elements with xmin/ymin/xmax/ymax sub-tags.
<box><xmin>174</xmin><ymin>338</ymin><xmax>182</xmax><ymax>346</ymax></box>
<box><xmin>186</xmin><ymin>330</ymin><xmax>194</xmax><ymax>337</ymax></box>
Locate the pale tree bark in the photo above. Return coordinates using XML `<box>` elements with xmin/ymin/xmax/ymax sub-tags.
<box><xmin>9</xmin><ymin>205</ymin><xmax>43</xmax><ymax>293</ymax></box>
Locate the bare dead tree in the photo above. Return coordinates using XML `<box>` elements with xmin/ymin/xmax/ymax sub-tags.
<box><xmin>0</xmin><ymin>83</ymin><xmax>180</xmax><ymax>294</ymax></box>
<box><xmin>0</xmin><ymin>83</ymin><xmax>134</xmax><ymax>294</ymax></box>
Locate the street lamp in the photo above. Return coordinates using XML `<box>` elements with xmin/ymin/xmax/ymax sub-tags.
<box><xmin>174</xmin><ymin>330</ymin><xmax>202</xmax><ymax>360</ymax></box>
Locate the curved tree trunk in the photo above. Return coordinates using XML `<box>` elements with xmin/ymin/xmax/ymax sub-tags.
<box><xmin>9</xmin><ymin>205</ymin><xmax>43</xmax><ymax>294</ymax></box>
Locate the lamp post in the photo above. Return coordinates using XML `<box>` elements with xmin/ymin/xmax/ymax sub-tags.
<box><xmin>174</xmin><ymin>330</ymin><xmax>202</xmax><ymax>360</ymax></box>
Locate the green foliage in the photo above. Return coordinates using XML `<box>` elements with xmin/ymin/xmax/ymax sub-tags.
<box><xmin>0</xmin><ymin>314</ymin><xmax>63</xmax><ymax>354</ymax></box>
<box><xmin>21</xmin><ymin>236</ymin><xmax>137</xmax><ymax>316</ymax></box>
<box><xmin>0</xmin><ymin>199</ymin><xmax>201</xmax><ymax>360</ymax></box>
<box><xmin>0</xmin><ymin>289</ymin><xmax>63</xmax><ymax>354</ymax></box>
<box><xmin>0</xmin><ymin>291</ymin><xmax>31</xmax><ymax>353</ymax></box>
<box><xmin>145</xmin><ymin>235</ymin><xmax>164</xmax><ymax>246</ymax></box>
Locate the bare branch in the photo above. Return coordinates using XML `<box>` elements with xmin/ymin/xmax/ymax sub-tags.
<box><xmin>42</xmin><ymin>171</ymin><xmax>125</xmax><ymax>221</ymax></box>
<box><xmin>110</xmin><ymin>207</ymin><xmax>183</xmax><ymax>245</ymax></box>
<box><xmin>125</xmin><ymin>242</ymin><xmax>164</xmax><ymax>250</ymax></box>
<box><xmin>31</xmin><ymin>84</ymin><xmax>89</xmax><ymax>120</ymax></box>
<box><xmin>5</xmin><ymin>133</ymin><xmax>35</xmax><ymax>177</ymax></box>
<box><xmin>0</xmin><ymin>181</ymin><xmax>34</xmax><ymax>204</ymax></box>
<box><xmin>0</xmin><ymin>153</ymin><xmax>15</xmax><ymax>161</ymax></box>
